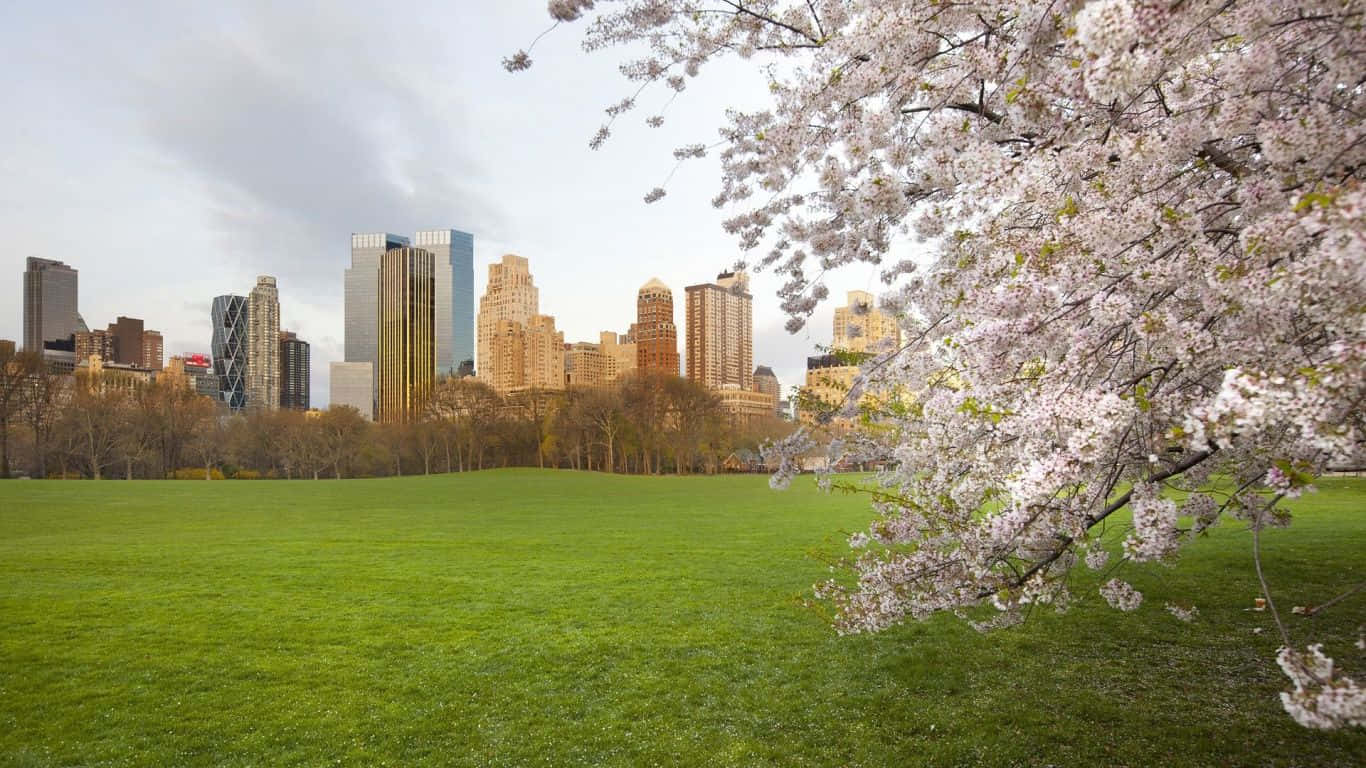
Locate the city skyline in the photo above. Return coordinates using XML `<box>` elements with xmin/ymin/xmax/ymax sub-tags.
<box><xmin>0</xmin><ymin>4</ymin><xmax>887</xmax><ymax>407</ymax></box>
<box><xmin>7</xmin><ymin>248</ymin><xmax>858</xmax><ymax>412</ymax></box>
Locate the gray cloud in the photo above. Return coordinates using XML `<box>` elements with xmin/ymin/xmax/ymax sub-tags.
<box><xmin>124</xmin><ymin>3</ymin><xmax>504</xmax><ymax>297</ymax></box>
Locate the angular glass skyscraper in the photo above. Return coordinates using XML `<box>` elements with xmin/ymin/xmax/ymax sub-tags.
<box><xmin>414</xmin><ymin>229</ymin><xmax>475</xmax><ymax>377</ymax></box>
<box><xmin>211</xmin><ymin>295</ymin><xmax>249</xmax><ymax>412</ymax></box>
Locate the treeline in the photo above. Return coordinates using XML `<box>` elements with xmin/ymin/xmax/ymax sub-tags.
<box><xmin>0</xmin><ymin>349</ymin><xmax>792</xmax><ymax>479</ymax></box>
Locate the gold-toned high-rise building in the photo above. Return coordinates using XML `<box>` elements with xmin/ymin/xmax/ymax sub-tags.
<box><xmin>477</xmin><ymin>254</ymin><xmax>564</xmax><ymax>393</ymax></box>
<box><xmin>377</xmin><ymin>248</ymin><xmax>435</xmax><ymax>423</ymax></box>
<box><xmin>685</xmin><ymin>271</ymin><xmax>753</xmax><ymax>391</ymax></box>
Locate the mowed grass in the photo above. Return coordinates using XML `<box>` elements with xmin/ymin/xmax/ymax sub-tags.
<box><xmin>1</xmin><ymin>472</ymin><xmax>1363</xmax><ymax>767</ymax></box>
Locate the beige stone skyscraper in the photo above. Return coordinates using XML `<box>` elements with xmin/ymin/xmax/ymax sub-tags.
<box><xmin>833</xmin><ymin>290</ymin><xmax>901</xmax><ymax>353</ymax></box>
<box><xmin>477</xmin><ymin>255</ymin><xmax>538</xmax><ymax>375</ymax></box>
<box><xmin>523</xmin><ymin>314</ymin><xmax>565</xmax><ymax>390</ymax></box>
<box><xmin>477</xmin><ymin>254</ymin><xmax>563</xmax><ymax>393</ymax></box>
<box><xmin>564</xmin><ymin>331</ymin><xmax>637</xmax><ymax>388</ymax></box>
<box><xmin>377</xmin><ymin>248</ymin><xmax>435</xmax><ymax>423</ymax></box>
<box><xmin>802</xmin><ymin>290</ymin><xmax>902</xmax><ymax>424</ymax></box>
<box><xmin>685</xmin><ymin>271</ymin><xmax>753</xmax><ymax>390</ymax></box>
<box><xmin>246</xmin><ymin>276</ymin><xmax>280</xmax><ymax>411</ymax></box>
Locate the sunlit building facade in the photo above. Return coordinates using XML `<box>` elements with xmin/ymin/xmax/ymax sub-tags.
<box><xmin>142</xmin><ymin>329</ymin><xmax>163</xmax><ymax>371</ymax></box>
<box><xmin>477</xmin><ymin>254</ymin><xmax>564</xmax><ymax>393</ymax></box>
<box><xmin>632</xmin><ymin>278</ymin><xmax>680</xmax><ymax>376</ymax></box>
<box><xmin>833</xmin><ymin>290</ymin><xmax>901</xmax><ymax>353</ymax></box>
<box><xmin>377</xmin><ymin>248</ymin><xmax>435</xmax><ymax>423</ymax></box>
<box><xmin>801</xmin><ymin>290</ymin><xmax>902</xmax><ymax>425</ymax></box>
<box><xmin>685</xmin><ymin>271</ymin><xmax>753</xmax><ymax>391</ymax></box>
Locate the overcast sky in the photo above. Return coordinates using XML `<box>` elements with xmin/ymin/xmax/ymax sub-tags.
<box><xmin>1</xmin><ymin>0</ymin><xmax>888</xmax><ymax>405</ymax></box>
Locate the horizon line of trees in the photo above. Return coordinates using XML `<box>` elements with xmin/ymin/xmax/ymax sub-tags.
<box><xmin>1</xmin><ymin>348</ymin><xmax>796</xmax><ymax>480</ymax></box>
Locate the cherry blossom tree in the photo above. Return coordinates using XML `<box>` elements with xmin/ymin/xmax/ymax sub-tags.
<box><xmin>511</xmin><ymin>0</ymin><xmax>1365</xmax><ymax>729</ymax></box>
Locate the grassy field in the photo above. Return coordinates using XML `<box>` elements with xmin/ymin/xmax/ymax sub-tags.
<box><xmin>1</xmin><ymin>471</ymin><xmax>1363</xmax><ymax>767</ymax></box>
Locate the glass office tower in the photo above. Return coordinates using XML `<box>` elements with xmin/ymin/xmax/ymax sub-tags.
<box><xmin>414</xmin><ymin>228</ymin><xmax>475</xmax><ymax>377</ymax></box>
<box><xmin>345</xmin><ymin>233</ymin><xmax>409</xmax><ymax>390</ymax></box>
<box><xmin>23</xmin><ymin>257</ymin><xmax>79</xmax><ymax>353</ymax></box>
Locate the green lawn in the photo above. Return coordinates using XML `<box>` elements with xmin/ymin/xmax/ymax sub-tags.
<box><xmin>1</xmin><ymin>471</ymin><xmax>1363</xmax><ymax>767</ymax></box>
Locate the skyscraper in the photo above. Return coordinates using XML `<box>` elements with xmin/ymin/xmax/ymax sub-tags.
<box><xmin>23</xmin><ymin>257</ymin><xmax>78</xmax><ymax>353</ymax></box>
<box><xmin>477</xmin><ymin>254</ymin><xmax>539</xmax><ymax>378</ymax></box>
<box><xmin>346</xmin><ymin>233</ymin><xmax>409</xmax><ymax>388</ymax></box>
<box><xmin>279</xmin><ymin>331</ymin><xmax>311</xmax><ymax>411</ymax></box>
<box><xmin>522</xmin><ymin>314</ymin><xmax>565</xmax><ymax>391</ymax></box>
<box><xmin>75</xmin><ymin>329</ymin><xmax>113</xmax><ymax>363</ymax></box>
<box><xmin>211</xmin><ymin>295</ymin><xmax>249</xmax><ymax>412</ymax></box>
<box><xmin>247</xmin><ymin>276</ymin><xmax>281</xmax><ymax>411</ymax></box>
<box><xmin>142</xmin><ymin>330</ymin><xmax>164</xmax><ymax>371</ymax></box>
<box><xmin>753</xmin><ymin>365</ymin><xmax>781</xmax><ymax>415</ymax></box>
<box><xmin>801</xmin><ymin>290</ymin><xmax>901</xmax><ymax>425</ymax></box>
<box><xmin>109</xmin><ymin>316</ymin><xmax>145</xmax><ymax>366</ymax></box>
<box><xmin>330</xmin><ymin>362</ymin><xmax>374</xmax><ymax>420</ymax></box>
<box><xmin>833</xmin><ymin>290</ymin><xmax>901</xmax><ymax>353</ymax></box>
<box><xmin>685</xmin><ymin>271</ymin><xmax>754</xmax><ymax>390</ymax></box>
<box><xmin>377</xmin><ymin>248</ymin><xmax>435</xmax><ymax>423</ymax></box>
<box><xmin>478</xmin><ymin>254</ymin><xmax>569</xmax><ymax>394</ymax></box>
<box><xmin>632</xmin><ymin>278</ymin><xmax>680</xmax><ymax>376</ymax></box>
<box><xmin>564</xmin><ymin>331</ymin><xmax>637</xmax><ymax>388</ymax></box>
<box><xmin>414</xmin><ymin>228</ymin><xmax>475</xmax><ymax>377</ymax></box>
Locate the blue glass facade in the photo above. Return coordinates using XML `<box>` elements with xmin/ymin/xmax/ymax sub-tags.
<box><xmin>414</xmin><ymin>229</ymin><xmax>475</xmax><ymax>377</ymax></box>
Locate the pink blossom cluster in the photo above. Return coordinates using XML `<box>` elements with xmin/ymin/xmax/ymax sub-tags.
<box><xmin>1277</xmin><ymin>645</ymin><xmax>1366</xmax><ymax>730</ymax></box>
<box><xmin>527</xmin><ymin>0</ymin><xmax>1366</xmax><ymax>729</ymax></box>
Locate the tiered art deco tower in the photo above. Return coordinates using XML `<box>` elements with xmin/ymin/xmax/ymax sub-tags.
<box><xmin>476</xmin><ymin>254</ymin><xmax>563</xmax><ymax>393</ymax></box>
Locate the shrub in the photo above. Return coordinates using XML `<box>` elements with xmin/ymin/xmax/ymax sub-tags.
<box><xmin>172</xmin><ymin>468</ymin><xmax>225</xmax><ymax>480</ymax></box>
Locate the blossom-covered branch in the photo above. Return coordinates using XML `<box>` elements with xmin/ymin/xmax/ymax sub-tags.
<box><xmin>517</xmin><ymin>0</ymin><xmax>1366</xmax><ymax>729</ymax></box>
